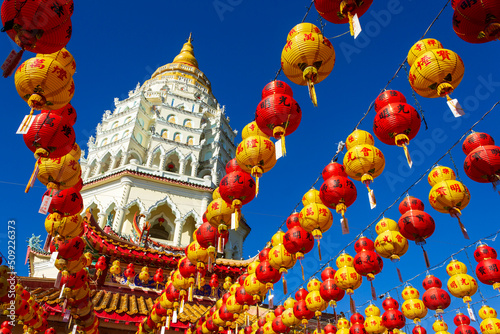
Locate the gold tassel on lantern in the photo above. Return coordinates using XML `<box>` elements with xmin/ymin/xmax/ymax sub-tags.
<box><xmin>395</xmin><ymin>134</ymin><xmax>412</xmax><ymax>168</ymax></box>
<box><xmin>303</xmin><ymin>66</ymin><xmax>318</xmax><ymax>107</ymax></box>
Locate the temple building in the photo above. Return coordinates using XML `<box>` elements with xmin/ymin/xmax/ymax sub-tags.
<box><xmin>19</xmin><ymin>35</ymin><xmax>254</xmax><ymax>333</ymax></box>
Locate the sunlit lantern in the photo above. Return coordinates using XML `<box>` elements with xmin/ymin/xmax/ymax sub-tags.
<box><xmin>314</xmin><ymin>0</ymin><xmax>373</xmax><ymax>36</ymax></box>
<box><xmin>428</xmin><ymin>165</ymin><xmax>471</xmax><ymax>239</ymax></box>
<box><xmin>281</xmin><ymin>23</ymin><xmax>335</xmax><ymax>106</ymax></box>
<box><xmin>337</xmin><ymin>316</ymin><xmax>351</xmax><ymax>334</ymax></box>
<box><xmin>255</xmin><ymin>80</ymin><xmax>302</xmax><ymax>155</ymax></box>
<box><xmin>343</xmin><ymin>130</ymin><xmax>385</xmax><ymax>209</ymax></box>
<box><xmin>479</xmin><ymin>305</ymin><xmax>500</xmax><ymax>334</ymax></box>
<box><xmin>381</xmin><ymin>297</ymin><xmax>405</xmax><ymax>334</ymax></box>
<box><xmin>408</xmin><ymin>39</ymin><xmax>464</xmax><ymax>104</ymax></box>
<box><xmin>373</xmin><ymin>90</ymin><xmax>421</xmax><ymax>167</ymax></box>
<box><xmin>350</xmin><ymin>313</ymin><xmax>367</xmax><ymax>334</ymax></box>
<box><xmin>353</xmin><ymin>236</ymin><xmax>383</xmax><ymax>299</ymax></box>
<box><xmin>299</xmin><ymin>188</ymin><xmax>333</xmax><ymax>260</ymax></box>
<box><xmin>283</xmin><ymin>224</ymin><xmax>314</xmax><ymax>279</ymax></box>
<box><xmin>206</xmin><ymin>198</ymin><xmax>235</xmax><ymax>235</ymax></box>
<box><xmin>374</xmin><ymin>218</ymin><xmax>408</xmax><ymax>262</ymax></box>
<box><xmin>446</xmin><ymin>259</ymin><xmax>478</xmax><ymax>308</ymax></box>
<box><xmin>334</xmin><ymin>252</ymin><xmax>362</xmax><ymax>312</ymax></box>
<box><xmin>401</xmin><ymin>285</ymin><xmax>427</xmax><ymax>325</ymax></box>
<box><xmin>364</xmin><ymin>304</ymin><xmax>385</xmax><ymax>334</ymax></box>
<box><xmin>432</xmin><ymin>319</ymin><xmax>451</xmax><ymax>334</ymax></box>
<box><xmin>474</xmin><ymin>243</ymin><xmax>500</xmax><ymax>292</ymax></box>
<box><xmin>455</xmin><ymin>313</ymin><xmax>478</xmax><ymax>334</ymax></box>
<box><xmin>319</xmin><ymin>162</ymin><xmax>357</xmax><ymax>232</ymax></box>
<box><xmin>453</xmin><ymin>1</ymin><xmax>500</xmax><ymax>43</ymax></box>
<box><xmin>421</xmin><ymin>274</ymin><xmax>451</xmax><ymax>315</ymax></box>
<box><xmin>268</xmin><ymin>240</ymin><xmax>296</xmax><ymax>294</ymax></box>
<box><xmin>34</xmin><ymin>153</ymin><xmax>81</xmax><ymax>192</ymax></box>
<box><xmin>37</xmin><ymin>48</ymin><xmax>76</xmax><ymax>77</ymax></box>
<box><xmin>305</xmin><ymin>279</ymin><xmax>328</xmax><ymax>331</ymax></box>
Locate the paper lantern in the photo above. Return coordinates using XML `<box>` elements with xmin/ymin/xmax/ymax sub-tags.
<box><xmin>474</xmin><ymin>243</ymin><xmax>500</xmax><ymax>291</ymax></box>
<box><xmin>293</xmin><ymin>299</ymin><xmax>314</xmax><ymax>328</ymax></box>
<box><xmin>178</xmin><ymin>256</ymin><xmax>197</xmax><ymax>300</ymax></box>
<box><xmin>219</xmin><ymin>161</ymin><xmax>256</xmax><ymax>228</ymax></box>
<box><xmin>272</xmin><ymin>315</ymin><xmax>291</xmax><ymax>334</ymax></box>
<box><xmin>364</xmin><ymin>304</ymin><xmax>385</xmax><ymax>334</ymax></box>
<box><xmin>305</xmin><ymin>280</ymin><xmax>328</xmax><ymax>331</ymax></box>
<box><xmin>350</xmin><ymin>313</ymin><xmax>367</xmax><ymax>334</ymax></box>
<box><xmin>206</xmin><ymin>198</ymin><xmax>235</xmax><ymax>234</ymax></box>
<box><xmin>23</xmin><ymin>112</ymin><xmax>75</xmax><ymax>159</ymax></box>
<box><xmin>337</xmin><ymin>317</ymin><xmax>351</xmax><ymax>334</ymax></box>
<box><xmin>373</xmin><ymin>90</ymin><xmax>421</xmax><ymax>167</ymax></box>
<box><xmin>401</xmin><ymin>285</ymin><xmax>427</xmax><ymax>324</ymax></box>
<box><xmin>49</xmin><ymin>235</ymin><xmax>84</xmax><ymax>261</ymax></box>
<box><xmin>446</xmin><ymin>259</ymin><xmax>478</xmax><ymax>307</ymax></box>
<box><xmin>374</xmin><ymin>218</ymin><xmax>408</xmax><ymax>262</ymax></box>
<box><xmin>428</xmin><ymin>166</ymin><xmax>471</xmax><ymax>239</ymax></box>
<box><xmin>381</xmin><ymin>297</ymin><xmax>405</xmax><ymax>333</ymax></box>
<box><xmin>255</xmin><ymin>80</ymin><xmax>302</xmax><ymax>155</ymax></box>
<box><xmin>408</xmin><ymin>39</ymin><xmax>464</xmax><ymax>103</ymax></box>
<box><xmin>35</xmin><ymin>153</ymin><xmax>81</xmax><ymax>191</ymax></box>
<box><xmin>268</xmin><ymin>243</ymin><xmax>296</xmax><ymax>294</ymax></box>
<box><xmin>299</xmin><ymin>188</ymin><xmax>333</xmax><ymax>260</ymax></box>
<box><xmin>235</xmin><ymin>286</ymin><xmax>257</xmax><ymax>311</ymax></box>
<box><xmin>453</xmin><ymin>1</ymin><xmax>500</xmax><ymax>43</ymax></box>
<box><xmin>398</xmin><ymin>195</ymin><xmax>435</xmax><ymax>267</ymax></box>
<box><xmin>344</xmin><ymin>130</ymin><xmax>385</xmax><ymax>208</ymax></box>
<box><xmin>320</xmin><ymin>277</ymin><xmax>345</xmax><ymax>309</ymax></box>
<box><xmin>319</xmin><ymin>162</ymin><xmax>357</xmax><ymax>230</ymax></box>
<box><xmin>479</xmin><ymin>305</ymin><xmax>500</xmax><ymax>334</ymax></box>
<box><xmin>462</xmin><ymin>132</ymin><xmax>500</xmax><ymax>191</ymax></box>
<box><xmin>236</xmin><ymin>132</ymin><xmax>276</xmax><ymax>194</ymax></box>
<box><xmin>314</xmin><ymin>0</ymin><xmax>373</xmax><ymax>36</ymax></box>
<box><xmin>283</xmin><ymin>225</ymin><xmax>314</xmax><ymax>278</ymax></box>
<box><xmin>334</xmin><ymin>252</ymin><xmax>362</xmax><ymax>311</ymax></box>
<box><xmin>325</xmin><ymin>323</ymin><xmax>337</xmax><ymax>334</ymax></box>
<box><xmin>37</xmin><ymin>48</ymin><xmax>76</xmax><ymax>76</ymax></box>
<box><xmin>374</xmin><ymin>90</ymin><xmax>407</xmax><ymax>113</ymax></box>
<box><xmin>256</xmin><ymin>260</ymin><xmax>282</xmax><ymax>289</ymax></box>
<box><xmin>281</xmin><ymin>307</ymin><xmax>300</xmax><ymax>328</ymax></box>
<box><xmin>281</xmin><ymin>22</ymin><xmax>335</xmax><ymax>106</ymax></box>
<box><xmin>407</xmin><ymin>39</ymin><xmax>444</xmax><ymax>67</ymax></box>
<box><xmin>422</xmin><ymin>274</ymin><xmax>451</xmax><ymax>314</ymax></box>
<box><xmin>454</xmin><ymin>313</ymin><xmax>478</xmax><ymax>334</ymax></box>
<box><xmin>42</xmin><ymin>186</ymin><xmax>83</xmax><ymax>218</ymax></box>
<box><xmin>354</xmin><ymin>236</ymin><xmax>383</xmax><ymax>298</ymax></box>
<box><xmin>45</xmin><ymin>212</ymin><xmax>83</xmax><ymax>238</ymax></box>
<box><xmin>186</xmin><ymin>241</ymin><xmax>213</xmax><ymax>273</ymax></box>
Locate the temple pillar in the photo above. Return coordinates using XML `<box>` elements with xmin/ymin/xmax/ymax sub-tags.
<box><xmin>108</xmin><ymin>156</ymin><xmax>118</xmax><ymax>171</ymax></box>
<box><xmin>160</xmin><ymin>155</ymin><xmax>167</xmax><ymax>171</ymax></box>
<box><xmin>97</xmin><ymin>213</ymin><xmax>107</xmax><ymax>228</ymax></box>
<box><xmin>146</xmin><ymin>153</ymin><xmax>153</xmax><ymax>168</ymax></box>
<box><xmin>113</xmin><ymin>177</ymin><xmax>133</xmax><ymax>233</ymax></box>
<box><xmin>120</xmin><ymin>152</ymin><xmax>130</xmax><ymax>166</ymax></box>
<box><xmin>173</xmin><ymin>218</ymin><xmax>183</xmax><ymax>246</ymax></box>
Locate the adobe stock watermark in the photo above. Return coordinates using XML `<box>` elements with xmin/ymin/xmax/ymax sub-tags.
<box><xmin>383</xmin><ymin>74</ymin><xmax>500</xmax><ymax>192</ymax></box>
<box><xmin>339</xmin><ymin>0</ymin><xmax>407</xmax><ymax>64</ymax></box>
<box><xmin>213</xmin><ymin>0</ymin><xmax>243</xmax><ymax>22</ymax></box>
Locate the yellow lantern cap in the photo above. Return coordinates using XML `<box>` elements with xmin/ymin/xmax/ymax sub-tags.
<box><xmin>346</xmin><ymin>130</ymin><xmax>375</xmax><ymax>150</ymax></box>
<box><xmin>407</xmin><ymin>39</ymin><xmax>444</xmax><ymax>67</ymax></box>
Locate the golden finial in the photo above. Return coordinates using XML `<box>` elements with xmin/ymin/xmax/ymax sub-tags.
<box><xmin>173</xmin><ymin>33</ymin><xmax>198</xmax><ymax>68</ymax></box>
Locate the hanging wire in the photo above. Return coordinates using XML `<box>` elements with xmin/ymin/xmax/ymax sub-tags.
<box><xmin>463</xmin><ymin>248</ymin><xmax>487</xmax><ymax>302</ymax></box>
<box><xmin>403</xmin><ymin>63</ymin><xmax>429</xmax><ymax>130</ymax></box>
<box><xmin>449</xmin><ymin>151</ymin><xmax>465</xmax><ymax>184</ymax></box>
<box><xmin>301</xmin><ymin>0</ymin><xmax>315</xmax><ymax>23</ymax></box>
<box><xmin>326</xmin><ymin>31</ymin><xmax>350</xmax><ymax>39</ymax></box>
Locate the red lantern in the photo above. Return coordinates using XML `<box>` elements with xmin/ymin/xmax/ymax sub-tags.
<box><xmin>462</xmin><ymin>132</ymin><xmax>500</xmax><ymax>191</ymax></box>
<box><xmin>209</xmin><ymin>273</ymin><xmax>219</xmax><ymax>297</ymax></box>
<box><xmin>350</xmin><ymin>313</ymin><xmax>367</xmax><ymax>334</ymax></box>
<box><xmin>474</xmin><ymin>243</ymin><xmax>500</xmax><ymax>291</ymax></box>
<box><xmin>235</xmin><ymin>286</ymin><xmax>256</xmax><ymax>311</ymax></box>
<box><xmin>259</xmin><ymin>247</ymin><xmax>272</xmax><ymax>262</ymax></box>
<box><xmin>153</xmin><ymin>268</ymin><xmax>164</xmax><ymax>288</ymax></box>
<box><xmin>373</xmin><ymin>91</ymin><xmax>421</xmax><ymax>167</ymax></box>
<box><xmin>413</xmin><ymin>326</ymin><xmax>426</xmax><ymax>334</ymax></box>
<box><xmin>314</xmin><ymin>0</ymin><xmax>374</xmax><ymax>36</ymax></box>
<box><xmin>283</xmin><ymin>225</ymin><xmax>314</xmax><ymax>279</ymax></box>
<box><xmin>454</xmin><ymin>313</ymin><xmax>478</xmax><ymax>334</ymax></box>
<box><xmin>293</xmin><ymin>299</ymin><xmax>315</xmax><ymax>328</ymax></box>
<box><xmin>219</xmin><ymin>164</ymin><xmax>256</xmax><ymax>228</ymax></box>
<box><xmin>421</xmin><ymin>274</ymin><xmax>451</xmax><ymax>314</ymax></box>
<box><xmin>353</xmin><ymin>236</ymin><xmax>383</xmax><ymax>298</ymax></box>
<box><xmin>398</xmin><ymin>196</ymin><xmax>435</xmax><ymax>268</ymax></box>
<box><xmin>255</xmin><ymin>80</ymin><xmax>302</xmax><ymax>155</ymax></box>
<box><xmin>453</xmin><ymin>1</ymin><xmax>500</xmax><ymax>43</ymax></box>
<box><xmin>23</xmin><ymin>112</ymin><xmax>75</xmax><ymax>159</ymax></box>
<box><xmin>381</xmin><ymin>297</ymin><xmax>405</xmax><ymax>333</ymax></box>
<box><xmin>219</xmin><ymin>303</ymin><xmax>235</xmax><ymax>328</ymax></box>
<box><xmin>286</xmin><ymin>212</ymin><xmax>301</xmax><ymax>229</ymax></box>
<box><xmin>0</xmin><ymin>0</ymin><xmax>74</xmax><ymax>75</ymax></box>
<box><xmin>321</xmin><ymin>267</ymin><xmax>336</xmax><ymax>281</ymax></box>
<box><xmin>374</xmin><ymin>90</ymin><xmax>407</xmax><ymax>113</ymax></box>
<box><xmin>94</xmin><ymin>256</ymin><xmax>107</xmax><ymax>278</ymax></box>
<box><xmin>49</xmin><ymin>236</ymin><xmax>84</xmax><ymax>261</ymax></box>
<box><xmin>272</xmin><ymin>315</ymin><xmax>291</xmax><ymax>334</ymax></box>
<box><xmin>319</xmin><ymin>162</ymin><xmax>357</xmax><ymax>231</ymax></box>
<box><xmin>43</xmin><ymin>187</ymin><xmax>83</xmax><ymax>217</ymax></box>
<box><xmin>320</xmin><ymin>278</ymin><xmax>345</xmax><ymax>308</ymax></box>
<box><xmin>124</xmin><ymin>263</ymin><xmax>135</xmax><ymax>283</ymax></box>
<box><xmin>256</xmin><ymin>260</ymin><xmax>282</xmax><ymax>289</ymax></box>
<box><xmin>41</xmin><ymin>103</ymin><xmax>77</xmax><ymax>126</ymax></box>
<box><xmin>275</xmin><ymin>305</ymin><xmax>285</xmax><ymax>317</ymax></box>
<box><xmin>325</xmin><ymin>324</ymin><xmax>337</xmax><ymax>334</ymax></box>
<box><xmin>195</xmin><ymin>221</ymin><xmax>227</xmax><ymax>254</ymax></box>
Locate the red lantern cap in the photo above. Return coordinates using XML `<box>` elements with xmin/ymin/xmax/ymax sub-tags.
<box><xmin>374</xmin><ymin>90</ymin><xmax>407</xmax><ymax>113</ymax></box>
<box><xmin>399</xmin><ymin>196</ymin><xmax>425</xmax><ymax>214</ymax></box>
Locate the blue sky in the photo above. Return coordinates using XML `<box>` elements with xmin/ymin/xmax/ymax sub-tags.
<box><xmin>1</xmin><ymin>0</ymin><xmax>500</xmax><ymax>328</ymax></box>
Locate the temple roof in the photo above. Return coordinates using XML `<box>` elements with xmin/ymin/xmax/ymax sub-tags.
<box><xmin>172</xmin><ymin>33</ymin><xmax>198</xmax><ymax>68</ymax></box>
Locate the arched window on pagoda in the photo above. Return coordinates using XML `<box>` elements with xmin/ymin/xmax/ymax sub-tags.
<box><xmin>187</xmin><ymin>136</ymin><xmax>194</xmax><ymax>145</ymax></box>
<box><xmin>111</xmin><ymin>121</ymin><xmax>119</xmax><ymax>129</ymax></box>
<box><xmin>167</xmin><ymin>115</ymin><xmax>176</xmax><ymax>124</ymax></box>
<box><xmin>101</xmin><ymin>138</ymin><xmax>108</xmax><ymax>146</ymax></box>
<box><xmin>111</xmin><ymin>134</ymin><xmax>119</xmax><ymax>142</ymax></box>
<box><xmin>149</xmin><ymin>216</ymin><xmax>174</xmax><ymax>242</ymax></box>
<box><xmin>161</xmin><ymin>129</ymin><xmax>168</xmax><ymax>139</ymax></box>
<box><xmin>184</xmin><ymin>119</ymin><xmax>192</xmax><ymax>128</ymax></box>
<box><xmin>124</xmin><ymin>116</ymin><xmax>132</xmax><ymax>124</ymax></box>
<box><xmin>174</xmin><ymin>132</ymin><xmax>181</xmax><ymax>142</ymax></box>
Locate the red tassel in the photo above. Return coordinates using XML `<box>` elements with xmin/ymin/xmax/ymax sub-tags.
<box><xmin>283</xmin><ymin>276</ymin><xmax>287</xmax><ymax>295</ymax></box>
<box><xmin>397</xmin><ymin>266</ymin><xmax>403</xmax><ymax>283</ymax></box>
<box><xmin>349</xmin><ymin>295</ymin><xmax>356</xmax><ymax>314</ymax></box>
<box><xmin>2</xmin><ymin>49</ymin><xmax>24</xmax><ymax>78</ymax></box>
<box><xmin>371</xmin><ymin>281</ymin><xmax>377</xmax><ymax>300</ymax></box>
<box><xmin>318</xmin><ymin>239</ymin><xmax>322</xmax><ymax>261</ymax></box>
<box><xmin>422</xmin><ymin>246</ymin><xmax>430</xmax><ymax>269</ymax></box>
<box><xmin>300</xmin><ymin>260</ymin><xmax>305</xmax><ymax>281</ymax></box>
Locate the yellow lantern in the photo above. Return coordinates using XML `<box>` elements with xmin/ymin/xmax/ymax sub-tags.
<box><xmin>37</xmin><ymin>48</ymin><xmax>76</xmax><ymax>77</ymax></box>
<box><xmin>334</xmin><ymin>252</ymin><xmax>362</xmax><ymax>311</ymax></box>
<box><xmin>401</xmin><ymin>285</ymin><xmax>427</xmax><ymax>324</ymax></box>
<box><xmin>242</xmin><ymin>121</ymin><xmax>269</xmax><ymax>139</ymax></box>
<box><xmin>139</xmin><ymin>267</ymin><xmax>150</xmax><ymax>284</ymax></box>
<box><xmin>263</xmin><ymin>321</ymin><xmax>276</xmax><ymax>334</ymax></box>
<box><xmin>299</xmin><ymin>189</ymin><xmax>333</xmax><ymax>260</ymax></box>
<box><xmin>433</xmin><ymin>319</ymin><xmax>451</xmax><ymax>334</ymax></box>
<box><xmin>68</xmin><ymin>142</ymin><xmax>81</xmax><ymax>161</ymax></box>
<box><xmin>408</xmin><ymin>39</ymin><xmax>464</xmax><ymax>102</ymax></box>
<box><xmin>109</xmin><ymin>260</ymin><xmax>121</xmax><ymax>275</ymax></box>
<box><xmin>229</xmin><ymin>282</ymin><xmax>240</xmax><ymax>295</ymax></box>
<box><xmin>33</xmin><ymin>153</ymin><xmax>81</xmax><ymax>192</ymax></box>
<box><xmin>172</xmin><ymin>269</ymin><xmax>190</xmax><ymax>296</ymax></box>
<box><xmin>307</xmin><ymin>278</ymin><xmax>322</xmax><ymax>292</ymax></box>
<box><xmin>281</xmin><ymin>23</ymin><xmax>335</xmax><ymax>106</ymax></box>
<box><xmin>284</xmin><ymin>297</ymin><xmax>296</xmax><ymax>310</ymax></box>
<box><xmin>337</xmin><ymin>317</ymin><xmax>351</xmax><ymax>334</ymax></box>
<box><xmin>364</xmin><ymin>304</ymin><xmax>385</xmax><ymax>334</ymax></box>
<box><xmin>271</xmin><ymin>231</ymin><xmax>285</xmax><ymax>247</ymax></box>
<box><xmin>305</xmin><ymin>289</ymin><xmax>327</xmax><ymax>318</ymax></box>
<box><xmin>223</xmin><ymin>276</ymin><xmax>233</xmax><ymax>290</ymax></box>
<box><xmin>428</xmin><ymin>166</ymin><xmax>471</xmax><ymax>238</ymax></box>
<box><xmin>446</xmin><ymin>259</ymin><xmax>478</xmax><ymax>306</ymax></box>
<box><xmin>374</xmin><ymin>218</ymin><xmax>408</xmax><ymax>261</ymax></box>
<box><xmin>186</xmin><ymin>241</ymin><xmax>213</xmax><ymax>271</ymax></box>
<box><xmin>407</xmin><ymin>39</ymin><xmax>444</xmax><ymax>67</ymax></box>
<box><xmin>236</xmin><ymin>134</ymin><xmax>276</xmax><ymax>194</ymax></box>
<box><xmin>343</xmin><ymin>130</ymin><xmax>385</xmax><ymax>208</ymax></box>
<box><xmin>268</xmin><ymin>243</ymin><xmax>296</xmax><ymax>294</ymax></box>
<box><xmin>212</xmin><ymin>309</ymin><xmax>226</xmax><ymax>331</ymax></box>
<box><xmin>226</xmin><ymin>294</ymin><xmax>243</xmax><ymax>315</ymax></box>
<box><xmin>45</xmin><ymin>213</ymin><xmax>83</xmax><ymax>238</ymax></box>
<box><xmin>206</xmin><ymin>198</ymin><xmax>235</xmax><ymax>233</ymax></box>
<box><xmin>244</xmin><ymin>273</ymin><xmax>267</xmax><ymax>302</ymax></box>
<box><xmin>213</xmin><ymin>187</ymin><xmax>221</xmax><ymax>199</ymax></box>
<box><xmin>15</xmin><ymin>56</ymin><xmax>75</xmax><ymax>111</ymax></box>
<box><xmin>247</xmin><ymin>260</ymin><xmax>260</xmax><ymax>275</ymax></box>
<box><xmin>282</xmin><ymin>307</ymin><xmax>300</xmax><ymax>328</ymax></box>
<box><xmin>479</xmin><ymin>305</ymin><xmax>500</xmax><ymax>334</ymax></box>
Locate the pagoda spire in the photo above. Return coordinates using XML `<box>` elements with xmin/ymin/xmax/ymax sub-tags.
<box><xmin>172</xmin><ymin>32</ymin><xmax>198</xmax><ymax>68</ymax></box>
